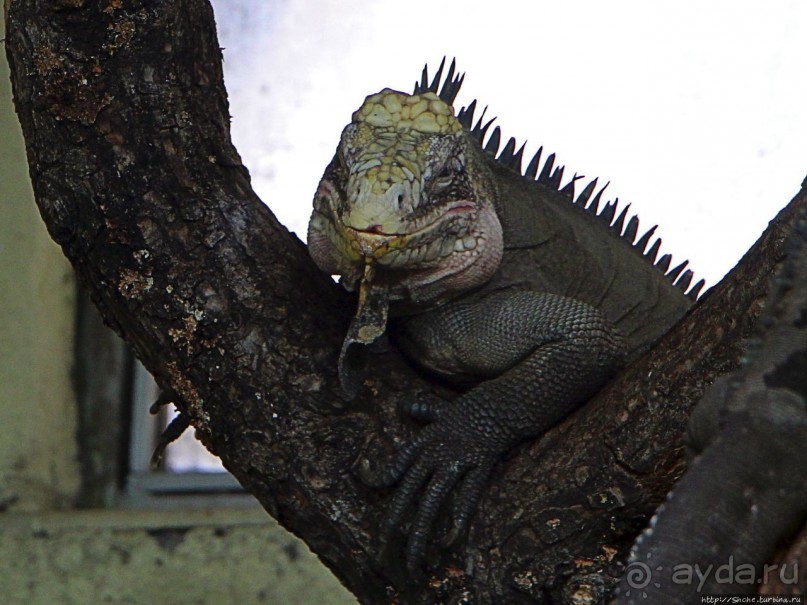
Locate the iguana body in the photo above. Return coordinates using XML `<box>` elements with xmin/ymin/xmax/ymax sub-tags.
<box><xmin>308</xmin><ymin>61</ymin><xmax>703</xmax><ymax>572</ymax></box>
<box><xmin>615</xmin><ymin>208</ymin><xmax>807</xmax><ymax>603</ymax></box>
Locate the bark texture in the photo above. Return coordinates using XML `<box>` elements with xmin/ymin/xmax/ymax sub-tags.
<box><xmin>5</xmin><ymin>2</ymin><xmax>805</xmax><ymax>602</ymax></box>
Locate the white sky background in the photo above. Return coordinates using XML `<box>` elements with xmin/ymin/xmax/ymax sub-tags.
<box><xmin>210</xmin><ymin>0</ymin><xmax>807</xmax><ymax>291</ymax></box>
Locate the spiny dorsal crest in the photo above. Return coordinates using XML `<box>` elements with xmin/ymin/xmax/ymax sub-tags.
<box><xmin>415</xmin><ymin>58</ymin><xmax>705</xmax><ymax>300</ymax></box>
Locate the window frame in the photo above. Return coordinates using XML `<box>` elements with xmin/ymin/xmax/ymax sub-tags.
<box><xmin>74</xmin><ymin>290</ymin><xmax>255</xmax><ymax>510</ymax></box>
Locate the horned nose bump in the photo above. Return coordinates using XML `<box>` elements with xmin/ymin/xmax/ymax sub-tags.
<box><xmin>341</xmin><ymin>204</ymin><xmax>397</xmax><ymax>233</ymax></box>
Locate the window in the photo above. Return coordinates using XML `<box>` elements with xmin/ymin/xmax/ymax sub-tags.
<box><xmin>121</xmin><ymin>360</ymin><xmax>255</xmax><ymax>509</ymax></box>
<box><xmin>74</xmin><ymin>289</ymin><xmax>256</xmax><ymax>510</ymax></box>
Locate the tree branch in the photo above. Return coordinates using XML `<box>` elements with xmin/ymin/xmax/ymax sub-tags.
<box><xmin>5</xmin><ymin>2</ymin><xmax>805</xmax><ymax>602</ymax></box>
<box><xmin>613</xmin><ymin>208</ymin><xmax>807</xmax><ymax>604</ymax></box>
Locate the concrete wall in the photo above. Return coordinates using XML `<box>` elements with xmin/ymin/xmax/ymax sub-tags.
<box><xmin>0</xmin><ymin>19</ymin><xmax>355</xmax><ymax>605</ymax></box>
<box><xmin>0</xmin><ymin>509</ymin><xmax>355</xmax><ymax>605</ymax></box>
<box><xmin>0</xmin><ymin>21</ymin><xmax>80</xmax><ymax>515</ymax></box>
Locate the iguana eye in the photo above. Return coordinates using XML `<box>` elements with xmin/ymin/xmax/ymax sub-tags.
<box><xmin>430</xmin><ymin>167</ymin><xmax>455</xmax><ymax>194</ymax></box>
<box><xmin>315</xmin><ymin>179</ymin><xmax>342</xmax><ymax>214</ymax></box>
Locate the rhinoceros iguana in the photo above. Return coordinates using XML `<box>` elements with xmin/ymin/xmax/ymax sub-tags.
<box><xmin>307</xmin><ymin>60</ymin><xmax>702</xmax><ymax>573</ymax></box>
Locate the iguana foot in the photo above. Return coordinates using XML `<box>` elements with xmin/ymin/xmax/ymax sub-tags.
<box><xmin>357</xmin><ymin>401</ymin><xmax>509</xmax><ymax>576</ymax></box>
<box><xmin>148</xmin><ymin>390</ymin><xmax>191</xmax><ymax>469</ymax></box>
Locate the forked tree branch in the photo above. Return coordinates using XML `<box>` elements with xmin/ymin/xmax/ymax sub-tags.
<box><xmin>5</xmin><ymin>2</ymin><xmax>805</xmax><ymax>602</ymax></box>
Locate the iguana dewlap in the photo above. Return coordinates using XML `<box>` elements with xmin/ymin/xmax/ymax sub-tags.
<box><xmin>308</xmin><ymin>61</ymin><xmax>701</xmax><ymax>574</ymax></box>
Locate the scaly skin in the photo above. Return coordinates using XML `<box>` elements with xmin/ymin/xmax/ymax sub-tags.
<box><xmin>613</xmin><ymin>209</ymin><xmax>807</xmax><ymax>604</ymax></box>
<box><xmin>308</xmin><ymin>89</ymin><xmax>503</xmax><ymax>308</ymax></box>
<box><xmin>308</xmin><ymin>66</ymin><xmax>698</xmax><ymax>574</ymax></box>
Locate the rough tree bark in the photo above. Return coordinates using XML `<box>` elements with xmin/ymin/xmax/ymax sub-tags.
<box><xmin>4</xmin><ymin>2</ymin><xmax>805</xmax><ymax>603</ymax></box>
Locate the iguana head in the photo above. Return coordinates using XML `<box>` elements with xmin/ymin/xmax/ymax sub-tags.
<box><xmin>308</xmin><ymin>88</ymin><xmax>503</xmax><ymax>307</ymax></box>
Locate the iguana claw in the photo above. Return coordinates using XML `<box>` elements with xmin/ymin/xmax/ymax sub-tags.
<box><xmin>148</xmin><ymin>390</ymin><xmax>191</xmax><ymax>469</ymax></box>
<box><xmin>359</xmin><ymin>398</ymin><xmax>504</xmax><ymax>575</ymax></box>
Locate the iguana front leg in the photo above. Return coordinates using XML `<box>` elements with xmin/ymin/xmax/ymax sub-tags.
<box><xmin>359</xmin><ymin>289</ymin><xmax>625</xmax><ymax>573</ymax></box>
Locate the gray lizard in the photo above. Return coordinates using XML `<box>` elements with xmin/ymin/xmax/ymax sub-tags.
<box><xmin>613</xmin><ymin>206</ymin><xmax>807</xmax><ymax>604</ymax></box>
<box><xmin>307</xmin><ymin>60</ymin><xmax>703</xmax><ymax>573</ymax></box>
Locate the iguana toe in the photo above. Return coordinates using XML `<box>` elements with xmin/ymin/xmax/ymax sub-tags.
<box><xmin>148</xmin><ymin>390</ymin><xmax>190</xmax><ymax>469</ymax></box>
<box><xmin>356</xmin><ymin>439</ymin><xmax>422</xmax><ymax>488</ymax></box>
<box><xmin>399</xmin><ymin>394</ymin><xmax>444</xmax><ymax>423</ymax></box>
<box><xmin>442</xmin><ymin>466</ymin><xmax>490</xmax><ymax>547</ymax></box>
<box><xmin>405</xmin><ymin>468</ymin><xmax>465</xmax><ymax>574</ymax></box>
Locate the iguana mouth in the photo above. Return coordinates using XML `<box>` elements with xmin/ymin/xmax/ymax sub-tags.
<box><xmin>339</xmin><ymin>200</ymin><xmax>478</xmax><ymax>265</ymax></box>
<box><xmin>342</xmin><ymin>199</ymin><xmax>476</xmax><ymax>236</ymax></box>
